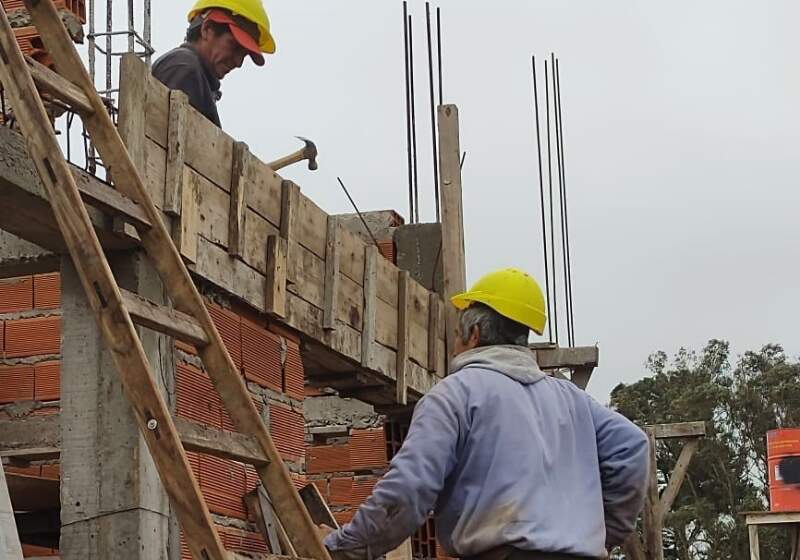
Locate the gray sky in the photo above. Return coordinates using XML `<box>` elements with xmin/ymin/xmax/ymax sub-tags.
<box><xmin>135</xmin><ymin>1</ymin><xmax>800</xmax><ymax>401</ymax></box>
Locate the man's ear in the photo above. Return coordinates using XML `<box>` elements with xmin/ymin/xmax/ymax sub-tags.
<box><xmin>468</xmin><ymin>325</ymin><xmax>481</xmax><ymax>347</ymax></box>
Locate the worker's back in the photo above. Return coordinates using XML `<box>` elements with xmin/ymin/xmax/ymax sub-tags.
<box><xmin>326</xmin><ymin>345</ymin><xmax>649</xmax><ymax>559</ymax></box>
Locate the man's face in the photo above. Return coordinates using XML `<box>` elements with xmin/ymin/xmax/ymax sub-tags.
<box><xmin>200</xmin><ymin>21</ymin><xmax>248</xmax><ymax>79</ymax></box>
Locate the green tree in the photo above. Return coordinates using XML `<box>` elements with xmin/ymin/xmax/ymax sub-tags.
<box><xmin>609</xmin><ymin>340</ymin><xmax>800</xmax><ymax>559</ymax></box>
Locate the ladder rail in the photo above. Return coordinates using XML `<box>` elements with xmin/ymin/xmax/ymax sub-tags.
<box><xmin>0</xmin><ymin>6</ymin><xmax>229</xmax><ymax>559</ymax></box>
<box><xmin>13</xmin><ymin>1</ymin><xmax>331</xmax><ymax>558</ymax></box>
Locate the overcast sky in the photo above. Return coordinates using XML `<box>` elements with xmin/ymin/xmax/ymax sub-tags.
<box><xmin>104</xmin><ymin>1</ymin><xmax>800</xmax><ymax>401</ymax></box>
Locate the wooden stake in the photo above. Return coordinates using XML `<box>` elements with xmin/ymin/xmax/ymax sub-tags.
<box><xmin>164</xmin><ymin>90</ymin><xmax>188</xmax><ymax>215</ymax></box>
<box><xmin>396</xmin><ymin>270</ymin><xmax>410</xmax><ymax>404</ymax></box>
<box><xmin>427</xmin><ymin>292</ymin><xmax>441</xmax><ymax>373</ymax></box>
<box><xmin>361</xmin><ymin>245</ymin><xmax>378</xmax><ymax>369</ymax></box>
<box><xmin>229</xmin><ymin>141</ymin><xmax>250</xmax><ymax>257</ymax></box>
<box><xmin>265</xmin><ymin>235</ymin><xmax>288</xmax><ymax>318</ymax></box>
<box><xmin>323</xmin><ymin>216</ymin><xmax>340</xmax><ymax>331</ymax></box>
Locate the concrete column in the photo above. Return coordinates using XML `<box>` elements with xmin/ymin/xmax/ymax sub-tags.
<box><xmin>60</xmin><ymin>251</ymin><xmax>177</xmax><ymax>560</ymax></box>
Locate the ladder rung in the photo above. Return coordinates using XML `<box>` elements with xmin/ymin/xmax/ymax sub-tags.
<box><xmin>25</xmin><ymin>55</ymin><xmax>94</xmax><ymax>115</ymax></box>
<box><xmin>175</xmin><ymin>417</ymin><xmax>270</xmax><ymax>467</ymax></box>
<box><xmin>121</xmin><ymin>289</ymin><xmax>209</xmax><ymax>347</ymax></box>
<box><xmin>77</xmin><ymin>174</ymin><xmax>151</xmax><ymax>231</ymax></box>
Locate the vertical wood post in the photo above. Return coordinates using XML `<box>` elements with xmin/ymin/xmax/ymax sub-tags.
<box><xmin>643</xmin><ymin>427</ymin><xmax>664</xmax><ymax>560</ymax></box>
<box><xmin>437</xmin><ymin>104</ymin><xmax>466</xmax><ymax>363</ymax></box>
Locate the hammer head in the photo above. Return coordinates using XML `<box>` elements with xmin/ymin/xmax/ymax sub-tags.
<box><xmin>296</xmin><ymin>136</ymin><xmax>318</xmax><ymax>171</ymax></box>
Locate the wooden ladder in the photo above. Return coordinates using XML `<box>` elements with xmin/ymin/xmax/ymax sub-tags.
<box><xmin>0</xmin><ymin>2</ymin><xmax>330</xmax><ymax>559</ymax></box>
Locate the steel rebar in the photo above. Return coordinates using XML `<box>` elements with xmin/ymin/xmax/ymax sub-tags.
<box><xmin>425</xmin><ymin>2</ymin><xmax>441</xmax><ymax>222</ymax></box>
<box><xmin>144</xmin><ymin>0</ymin><xmax>152</xmax><ymax>64</ymax></box>
<box><xmin>532</xmin><ymin>56</ymin><xmax>553</xmax><ymax>342</ymax></box>
<box><xmin>436</xmin><ymin>7</ymin><xmax>443</xmax><ymax>106</ymax></box>
<box><xmin>408</xmin><ymin>15</ymin><xmax>420</xmax><ymax>224</ymax></box>
<box><xmin>403</xmin><ymin>2</ymin><xmax>414</xmax><ymax>224</ymax></box>
<box><xmin>556</xmin><ymin>59</ymin><xmax>576</xmax><ymax>345</ymax></box>
<box><xmin>544</xmin><ymin>59</ymin><xmax>559</xmax><ymax>345</ymax></box>
<box><xmin>552</xmin><ymin>53</ymin><xmax>571</xmax><ymax>347</ymax></box>
<box><xmin>128</xmin><ymin>0</ymin><xmax>135</xmax><ymax>53</ymax></box>
<box><xmin>337</xmin><ymin>177</ymin><xmax>381</xmax><ymax>249</ymax></box>
<box><xmin>106</xmin><ymin>0</ymin><xmax>113</xmax><ymax>93</ymax></box>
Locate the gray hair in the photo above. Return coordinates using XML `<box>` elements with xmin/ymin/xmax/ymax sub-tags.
<box><xmin>458</xmin><ymin>302</ymin><xmax>529</xmax><ymax>347</ymax></box>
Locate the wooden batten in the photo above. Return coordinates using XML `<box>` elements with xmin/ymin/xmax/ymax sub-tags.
<box><xmin>174</xmin><ymin>167</ymin><xmax>200</xmax><ymax>264</ymax></box>
<box><xmin>265</xmin><ymin>235</ymin><xmax>288</xmax><ymax>318</ymax></box>
<box><xmin>428</xmin><ymin>292</ymin><xmax>442</xmax><ymax>374</ymax></box>
<box><xmin>229</xmin><ymin>141</ymin><xmax>250</xmax><ymax>257</ymax></box>
<box><xmin>361</xmin><ymin>245</ymin><xmax>378</xmax><ymax>369</ymax></box>
<box><xmin>323</xmin><ymin>216</ymin><xmax>340</xmax><ymax>331</ymax></box>
<box><xmin>280</xmin><ymin>180</ymin><xmax>300</xmax><ymax>283</ymax></box>
<box><xmin>164</xmin><ymin>89</ymin><xmax>188</xmax><ymax>215</ymax></box>
<box><xmin>396</xmin><ymin>270</ymin><xmax>410</xmax><ymax>404</ymax></box>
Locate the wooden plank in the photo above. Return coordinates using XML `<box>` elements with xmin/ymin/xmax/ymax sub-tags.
<box><xmin>0</xmin><ymin>462</ymin><xmax>24</xmax><ymax>560</ymax></box>
<box><xmin>24</xmin><ymin>7</ymin><xmax>330</xmax><ymax>560</ymax></box>
<box><xmin>396</xmin><ymin>270</ymin><xmax>409</xmax><ymax>405</ymax></box>
<box><xmin>749</xmin><ymin>525</ymin><xmax>760</xmax><ymax>560</ymax></box>
<box><xmin>265</xmin><ymin>235</ymin><xmax>288</xmax><ymax>318</ymax></box>
<box><xmin>121</xmin><ymin>288</ymin><xmax>209</xmax><ymax>347</ymax></box>
<box><xmin>280</xmin><ymin>180</ymin><xmax>299</xmax><ymax>285</ymax></box>
<box><xmin>746</xmin><ymin>511</ymin><xmax>800</xmax><ymax>526</ymax></box>
<box><xmin>26</xmin><ymin>55</ymin><xmax>93</xmax><ymax>115</ymax></box>
<box><xmin>659</xmin><ymin>438</ymin><xmax>700</xmax><ymax>517</ymax></box>
<box><xmin>649</xmin><ymin>422</ymin><xmax>706</xmax><ymax>440</ymax></box>
<box><xmin>361</xmin><ymin>245</ymin><xmax>378</xmax><ymax>369</ymax></box>
<box><xmin>0</xmin><ymin>447</ymin><xmax>60</xmax><ymax>461</ymax></box>
<box><xmin>174</xmin><ymin>167</ymin><xmax>199</xmax><ymax>263</ymax></box>
<box><xmin>642</xmin><ymin>427</ymin><xmax>663</xmax><ymax>560</ymax></box>
<box><xmin>323</xmin><ymin>216</ymin><xmax>340</xmax><ymax>330</ymax></box>
<box><xmin>77</xmin><ymin>176</ymin><xmax>151</xmax><ymax>231</ymax></box>
<box><xmin>229</xmin><ymin>141</ymin><xmax>250</xmax><ymax>257</ymax></box>
<box><xmin>437</xmin><ymin>105</ymin><xmax>466</xmax><ymax>361</ymax></box>
<box><xmin>175</xmin><ymin>418</ymin><xmax>268</xmax><ymax>466</ymax></box>
<box><xmin>245</xmin><ymin>491</ymin><xmax>282</xmax><ymax>554</ymax></box>
<box><xmin>299</xmin><ymin>484</ymin><xmax>338</xmax><ymax>529</ymax></box>
<box><xmin>296</xmin><ymin>193</ymin><xmax>327</xmax><ymax>260</ymax></box>
<box><xmin>117</xmin><ymin>54</ymin><xmax>148</xmax><ymax>181</ymax></box>
<box><xmin>163</xmin><ymin>90</ymin><xmax>188</xmax><ymax>215</ymax></box>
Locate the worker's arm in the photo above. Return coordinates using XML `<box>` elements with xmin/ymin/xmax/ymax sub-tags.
<box><xmin>590</xmin><ymin>399</ymin><xmax>650</xmax><ymax>549</ymax></box>
<box><xmin>324</xmin><ymin>382</ymin><xmax>464</xmax><ymax>559</ymax></box>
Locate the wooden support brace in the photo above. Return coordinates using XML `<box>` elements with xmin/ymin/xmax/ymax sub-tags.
<box><xmin>649</xmin><ymin>421</ymin><xmax>706</xmax><ymax>440</ymax></box>
<box><xmin>299</xmin><ymin>484</ymin><xmax>338</xmax><ymax>529</ymax></box>
<box><xmin>280</xmin><ymin>180</ymin><xmax>300</xmax><ymax>283</ymax></box>
<box><xmin>749</xmin><ymin>525</ymin><xmax>760</xmax><ymax>560</ymax></box>
<box><xmin>229</xmin><ymin>141</ymin><xmax>250</xmax><ymax>257</ymax></box>
<box><xmin>265</xmin><ymin>235</ymin><xmax>288</xmax><ymax>318</ymax></box>
<box><xmin>175</xmin><ymin>417</ymin><xmax>268</xmax><ymax>466</ymax></box>
<box><xmin>642</xmin><ymin>427</ymin><xmax>664</xmax><ymax>560</ymax></box>
<box><xmin>427</xmin><ymin>292</ymin><xmax>441</xmax><ymax>373</ymax></box>
<box><xmin>173</xmin><ymin>167</ymin><xmax>199</xmax><ymax>263</ymax></box>
<box><xmin>245</xmin><ymin>488</ymin><xmax>283</xmax><ymax>555</ymax></box>
<box><xmin>396</xmin><ymin>270</ymin><xmax>410</xmax><ymax>405</ymax></box>
<box><xmin>658</xmin><ymin>437</ymin><xmax>700</xmax><ymax>517</ymax></box>
<box><xmin>323</xmin><ymin>216</ymin><xmax>340</xmax><ymax>331</ymax></box>
<box><xmin>26</xmin><ymin>55</ymin><xmax>93</xmax><ymax>115</ymax></box>
<box><xmin>163</xmin><ymin>89</ymin><xmax>188</xmax><ymax>216</ymax></box>
<box><xmin>121</xmin><ymin>288</ymin><xmax>208</xmax><ymax>347</ymax></box>
<box><xmin>361</xmin><ymin>245</ymin><xmax>378</xmax><ymax>369</ymax></box>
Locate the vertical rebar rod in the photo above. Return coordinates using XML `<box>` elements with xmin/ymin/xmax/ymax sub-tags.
<box><xmin>544</xmin><ymin>60</ymin><xmax>559</xmax><ymax>345</ymax></box>
<box><xmin>532</xmin><ymin>56</ymin><xmax>553</xmax><ymax>342</ymax></box>
<box><xmin>127</xmin><ymin>0</ymin><xmax>135</xmax><ymax>53</ymax></box>
<box><xmin>436</xmin><ymin>7</ymin><xmax>443</xmax><ymax>107</ymax></box>
<box><xmin>144</xmin><ymin>0</ymin><xmax>152</xmax><ymax>63</ymax></box>
<box><xmin>409</xmin><ymin>15</ymin><xmax>420</xmax><ymax>224</ymax></box>
<box><xmin>88</xmin><ymin>0</ymin><xmax>96</xmax><ymax>86</ymax></box>
<box><xmin>106</xmin><ymin>0</ymin><xmax>113</xmax><ymax>93</ymax></box>
<box><xmin>552</xmin><ymin>53</ymin><xmax>571</xmax><ymax>347</ymax></box>
<box><xmin>556</xmin><ymin>59</ymin><xmax>576</xmax><ymax>345</ymax></box>
<box><xmin>425</xmin><ymin>3</ymin><xmax>441</xmax><ymax>222</ymax></box>
<box><xmin>403</xmin><ymin>2</ymin><xmax>414</xmax><ymax>224</ymax></box>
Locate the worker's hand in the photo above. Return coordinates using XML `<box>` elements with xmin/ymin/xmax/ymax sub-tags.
<box><xmin>315</xmin><ymin>523</ymin><xmax>335</xmax><ymax>540</ymax></box>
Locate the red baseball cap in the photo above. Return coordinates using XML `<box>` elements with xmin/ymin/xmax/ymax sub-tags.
<box><xmin>204</xmin><ymin>8</ymin><xmax>265</xmax><ymax>66</ymax></box>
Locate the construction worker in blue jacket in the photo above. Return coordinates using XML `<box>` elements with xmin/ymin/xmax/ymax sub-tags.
<box><xmin>320</xmin><ymin>268</ymin><xmax>650</xmax><ymax>560</ymax></box>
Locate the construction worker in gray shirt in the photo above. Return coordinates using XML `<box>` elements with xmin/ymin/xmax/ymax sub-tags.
<box><xmin>152</xmin><ymin>0</ymin><xmax>274</xmax><ymax>127</ymax></box>
<box><xmin>320</xmin><ymin>268</ymin><xmax>650</xmax><ymax>560</ymax></box>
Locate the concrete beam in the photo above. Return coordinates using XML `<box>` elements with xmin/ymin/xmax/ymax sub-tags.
<box><xmin>393</xmin><ymin>223</ymin><xmax>443</xmax><ymax>294</ymax></box>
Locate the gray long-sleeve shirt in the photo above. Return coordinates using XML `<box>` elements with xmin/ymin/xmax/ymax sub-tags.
<box><xmin>152</xmin><ymin>43</ymin><xmax>221</xmax><ymax>127</ymax></box>
<box><xmin>324</xmin><ymin>345</ymin><xmax>650</xmax><ymax>559</ymax></box>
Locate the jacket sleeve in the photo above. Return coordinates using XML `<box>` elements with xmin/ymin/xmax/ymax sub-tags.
<box><xmin>589</xmin><ymin>398</ymin><xmax>650</xmax><ymax>548</ymax></box>
<box><xmin>324</xmin><ymin>382</ymin><xmax>465</xmax><ymax>558</ymax></box>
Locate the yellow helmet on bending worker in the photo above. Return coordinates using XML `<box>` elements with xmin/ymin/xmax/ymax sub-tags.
<box><xmin>188</xmin><ymin>0</ymin><xmax>276</xmax><ymax>55</ymax></box>
<box><xmin>451</xmin><ymin>267</ymin><xmax>547</xmax><ymax>335</ymax></box>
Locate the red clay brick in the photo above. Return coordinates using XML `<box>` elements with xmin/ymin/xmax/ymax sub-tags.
<box><xmin>33</xmin><ymin>273</ymin><xmax>60</xmax><ymax>309</ymax></box>
<box><xmin>352</xmin><ymin>476</ymin><xmax>378</xmax><ymax>505</ymax></box>
<box><xmin>311</xmin><ymin>478</ymin><xmax>329</xmax><ymax>499</ymax></box>
<box><xmin>307</xmin><ymin>444</ymin><xmax>351</xmax><ymax>474</ymax></box>
<box><xmin>207</xmin><ymin>303</ymin><xmax>242</xmax><ymax>367</ymax></box>
<box><xmin>333</xmin><ymin>509</ymin><xmax>354</xmax><ymax>526</ymax></box>
<box><xmin>350</xmin><ymin>428</ymin><xmax>388</xmax><ymax>471</ymax></box>
<box><xmin>40</xmin><ymin>463</ymin><xmax>60</xmax><ymax>480</ymax></box>
<box><xmin>21</xmin><ymin>543</ymin><xmax>58</xmax><ymax>557</ymax></box>
<box><xmin>34</xmin><ymin>360</ymin><xmax>60</xmax><ymax>401</ymax></box>
<box><xmin>175</xmin><ymin>362</ymin><xmax>222</xmax><ymax>428</ymax></box>
<box><xmin>0</xmin><ymin>364</ymin><xmax>34</xmax><ymax>403</ymax></box>
<box><xmin>200</xmin><ymin>454</ymin><xmax>247</xmax><ymax>519</ymax></box>
<box><xmin>0</xmin><ymin>320</ymin><xmax>4</xmax><ymax>352</ymax></box>
<box><xmin>241</xmin><ymin>319</ymin><xmax>282</xmax><ymax>391</ymax></box>
<box><xmin>219</xmin><ymin>525</ymin><xmax>267</xmax><ymax>555</ymax></box>
<box><xmin>270</xmin><ymin>404</ymin><xmax>305</xmax><ymax>461</ymax></box>
<box><xmin>329</xmin><ymin>476</ymin><xmax>353</xmax><ymax>506</ymax></box>
<box><xmin>284</xmin><ymin>339</ymin><xmax>304</xmax><ymax>400</ymax></box>
<box><xmin>291</xmin><ymin>472</ymin><xmax>307</xmax><ymax>491</ymax></box>
<box><xmin>0</xmin><ymin>276</ymin><xmax>33</xmax><ymax>313</ymax></box>
<box><xmin>4</xmin><ymin>315</ymin><xmax>60</xmax><ymax>358</ymax></box>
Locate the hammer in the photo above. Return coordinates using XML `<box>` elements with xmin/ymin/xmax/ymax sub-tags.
<box><xmin>266</xmin><ymin>136</ymin><xmax>318</xmax><ymax>172</ymax></box>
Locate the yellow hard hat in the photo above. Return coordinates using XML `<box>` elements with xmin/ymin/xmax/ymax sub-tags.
<box><xmin>188</xmin><ymin>0</ymin><xmax>276</xmax><ymax>54</ymax></box>
<box><xmin>450</xmin><ymin>268</ymin><xmax>548</xmax><ymax>335</ymax></box>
